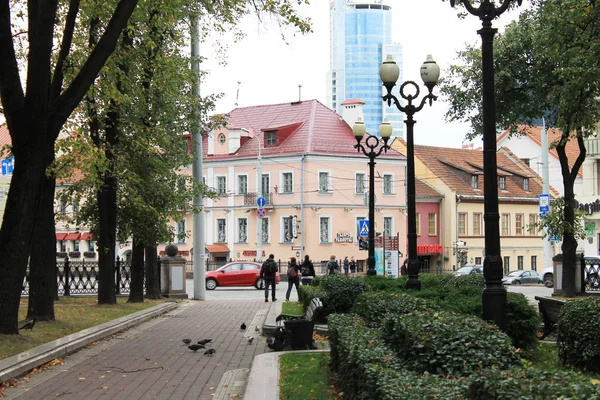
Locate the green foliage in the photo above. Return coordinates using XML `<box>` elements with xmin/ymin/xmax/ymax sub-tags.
<box><xmin>443</xmin><ymin>273</ymin><xmax>485</xmax><ymax>289</ymax></box>
<box><xmin>297</xmin><ymin>285</ymin><xmax>327</xmax><ymax>310</ymax></box>
<box><xmin>506</xmin><ymin>293</ymin><xmax>541</xmax><ymax>351</ymax></box>
<box><xmin>279</xmin><ymin>352</ymin><xmax>334</xmax><ymax>400</ymax></box>
<box><xmin>352</xmin><ymin>291</ymin><xmax>441</xmax><ymax>325</ymax></box>
<box><xmin>362</xmin><ymin>275</ymin><xmax>407</xmax><ymax>292</ymax></box>
<box><xmin>438</xmin><ymin>285</ymin><xmax>483</xmax><ymax>316</ymax></box>
<box><xmin>383</xmin><ymin>311</ymin><xmax>521</xmax><ymax>376</ymax></box>
<box><xmin>557</xmin><ymin>297</ymin><xmax>600</xmax><ymax>371</ymax></box>
<box><xmin>317</xmin><ymin>275</ymin><xmax>369</xmax><ymax>315</ymax></box>
<box><xmin>536</xmin><ymin>197</ymin><xmax>586</xmax><ymax>242</ymax></box>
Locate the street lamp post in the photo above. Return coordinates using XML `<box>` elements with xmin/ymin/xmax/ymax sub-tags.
<box><xmin>352</xmin><ymin>118</ymin><xmax>392</xmax><ymax>276</ymax></box>
<box><xmin>446</xmin><ymin>0</ymin><xmax>522</xmax><ymax>331</ymax></box>
<box><xmin>379</xmin><ymin>54</ymin><xmax>440</xmax><ymax>290</ymax></box>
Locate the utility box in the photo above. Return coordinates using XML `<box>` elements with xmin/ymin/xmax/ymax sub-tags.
<box><xmin>160</xmin><ymin>244</ymin><xmax>188</xmax><ymax>299</ymax></box>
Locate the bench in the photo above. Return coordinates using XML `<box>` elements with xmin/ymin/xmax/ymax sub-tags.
<box><xmin>535</xmin><ymin>296</ymin><xmax>566</xmax><ymax>339</ymax></box>
<box><xmin>270</xmin><ymin>298</ymin><xmax>323</xmax><ymax>350</ymax></box>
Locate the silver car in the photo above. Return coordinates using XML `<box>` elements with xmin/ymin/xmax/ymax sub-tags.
<box><xmin>453</xmin><ymin>264</ymin><xmax>483</xmax><ymax>276</ymax></box>
<box><xmin>502</xmin><ymin>270</ymin><xmax>543</xmax><ymax>285</ymax></box>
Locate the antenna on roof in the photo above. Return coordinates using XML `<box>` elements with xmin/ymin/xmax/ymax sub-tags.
<box><xmin>235</xmin><ymin>81</ymin><xmax>241</xmax><ymax>107</ymax></box>
<box><xmin>298</xmin><ymin>84</ymin><xmax>302</xmax><ymax>102</ymax></box>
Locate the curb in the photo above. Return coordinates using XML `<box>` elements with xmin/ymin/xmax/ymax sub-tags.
<box><xmin>0</xmin><ymin>301</ymin><xmax>178</xmax><ymax>384</ymax></box>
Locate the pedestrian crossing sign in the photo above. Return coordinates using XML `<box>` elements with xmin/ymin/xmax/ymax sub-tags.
<box><xmin>359</xmin><ymin>220</ymin><xmax>369</xmax><ymax>237</ymax></box>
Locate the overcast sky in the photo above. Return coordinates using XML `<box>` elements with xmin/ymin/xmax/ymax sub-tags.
<box><xmin>200</xmin><ymin>0</ymin><xmax>526</xmax><ymax>148</ymax></box>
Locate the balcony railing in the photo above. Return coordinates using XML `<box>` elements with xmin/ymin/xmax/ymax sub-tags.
<box><xmin>585</xmin><ymin>137</ymin><xmax>600</xmax><ymax>157</ymax></box>
<box><xmin>244</xmin><ymin>192</ymin><xmax>273</xmax><ymax>206</ymax></box>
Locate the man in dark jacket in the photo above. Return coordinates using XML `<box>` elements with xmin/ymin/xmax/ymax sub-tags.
<box><xmin>260</xmin><ymin>254</ymin><xmax>278</xmax><ymax>302</ymax></box>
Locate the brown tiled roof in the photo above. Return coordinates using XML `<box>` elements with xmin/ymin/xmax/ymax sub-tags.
<box><xmin>0</xmin><ymin>124</ymin><xmax>11</xmax><ymax>157</ymax></box>
<box><xmin>416</xmin><ymin>178</ymin><xmax>442</xmax><ymax>198</ymax></box>
<box><xmin>497</xmin><ymin>125</ymin><xmax>583</xmax><ymax>177</ymax></box>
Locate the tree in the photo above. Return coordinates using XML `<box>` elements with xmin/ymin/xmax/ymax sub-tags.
<box><xmin>441</xmin><ymin>0</ymin><xmax>600</xmax><ymax>297</ymax></box>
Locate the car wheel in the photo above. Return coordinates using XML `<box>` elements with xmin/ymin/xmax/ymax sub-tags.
<box><xmin>255</xmin><ymin>278</ymin><xmax>265</xmax><ymax>290</ymax></box>
<box><xmin>206</xmin><ymin>279</ymin><xmax>217</xmax><ymax>290</ymax></box>
<box><xmin>543</xmin><ymin>275</ymin><xmax>553</xmax><ymax>288</ymax></box>
<box><xmin>513</xmin><ymin>280</ymin><xmax>521</xmax><ymax>285</ymax></box>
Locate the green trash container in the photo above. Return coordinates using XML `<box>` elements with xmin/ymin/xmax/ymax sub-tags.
<box><xmin>284</xmin><ymin>319</ymin><xmax>314</xmax><ymax>350</ymax></box>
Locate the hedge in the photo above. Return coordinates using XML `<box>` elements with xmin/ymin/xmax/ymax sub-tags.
<box><xmin>557</xmin><ymin>297</ymin><xmax>600</xmax><ymax>372</ymax></box>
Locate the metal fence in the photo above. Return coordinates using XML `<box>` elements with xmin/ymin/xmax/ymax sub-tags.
<box><xmin>583</xmin><ymin>257</ymin><xmax>600</xmax><ymax>292</ymax></box>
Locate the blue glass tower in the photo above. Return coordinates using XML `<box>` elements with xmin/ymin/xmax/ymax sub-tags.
<box><xmin>327</xmin><ymin>0</ymin><xmax>404</xmax><ymax>137</ymax></box>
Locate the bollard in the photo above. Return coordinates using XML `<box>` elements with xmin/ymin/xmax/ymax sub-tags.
<box><xmin>116</xmin><ymin>256</ymin><xmax>121</xmax><ymax>295</ymax></box>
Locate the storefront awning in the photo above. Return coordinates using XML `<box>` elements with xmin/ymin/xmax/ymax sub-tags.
<box><xmin>64</xmin><ymin>232</ymin><xmax>81</xmax><ymax>240</ymax></box>
<box><xmin>80</xmin><ymin>232</ymin><xmax>94</xmax><ymax>240</ymax></box>
<box><xmin>56</xmin><ymin>233</ymin><xmax>67</xmax><ymax>241</ymax></box>
<box><xmin>206</xmin><ymin>244</ymin><xmax>230</xmax><ymax>253</ymax></box>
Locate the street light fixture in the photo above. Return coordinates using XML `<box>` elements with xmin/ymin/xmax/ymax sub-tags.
<box><xmin>352</xmin><ymin>117</ymin><xmax>392</xmax><ymax>276</ymax></box>
<box><xmin>446</xmin><ymin>0</ymin><xmax>522</xmax><ymax>331</ymax></box>
<box><xmin>380</xmin><ymin>54</ymin><xmax>440</xmax><ymax>290</ymax></box>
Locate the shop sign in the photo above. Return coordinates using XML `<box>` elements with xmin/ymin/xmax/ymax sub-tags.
<box><xmin>242</xmin><ymin>250</ymin><xmax>265</xmax><ymax>257</ymax></box>
<box><xmin>417</xmin><ymin>244</ymin><xmax>444</xmax><ymax>254</ymax></box>
<box><xmin>335</xmin><ymin>232</ymin><xmax>354</xmax><ymax>243</ymax></box>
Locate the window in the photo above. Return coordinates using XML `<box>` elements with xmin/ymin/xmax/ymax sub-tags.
<box><xmin>59</xmin><ymin>199</ymin><xmax>67</xmax><ymax>216</ymax></box>
<box><xmin>471</xmin><ymin>175</ymin><xmax>478</xmax><ymax>189</ymax></box>
<box><xmin>261</xmin><ymin>174</ymin><xmax>270</xmax><ymax>198</ymax></box>
<box><xmin>383</xmin><ymin>174</ymin><xmax>393</xmax><ymax>194</ymax></box>
<box><xmin>499</xmin><ymin>176</ymin><xmax>506</xmax><ymax>190</ymax></box>
<box><xmin>319</xmin><ymin>217</ymin><xmax>331</xmax><ymax>243</ymax></box>
<box><xmin>89</xmin><ymin>240</ymin><xmax>95</xmax><ymax>251</ymax></box>
<box><xmin>176</xmin><ymin>218</ymin><xmax>186</xmax><ymax>243</ymax></box>
<box><xmin>217</xmin><ymin>176</ymin><xmax>227</xmax><ymax>194</ymax></box>
<box><xmin>319</xmin><ymin>172</ymin><xmax>331</xmax><ymax>193</ymax></box>
<box><xmin>503</xmin><ymin>256</ymin><xmax>510</xmax><ymax>275</ymax></box>
<box><xmin>72</xmin><ymin>202</ymin><xmax>79</xmax><ymax>218</ymax></box>
<box><xmin>266</xmin><ymin>131</ymin><xmax>277</xmax><ymax>147</ymax></box>
<box><xmin>355</xmin><ymin>173</ymin><xmax>366</xmax><ymax>194</ymax></box>
<box><xmin>515</xmin><ymin>214</ymin><xmax>524</xmax><ymax>235</ymax></box>
<box><xmin>60</xmin><ymin>240</ymin><xmax>66</xmax><ymax>252</ymax></box>
<box><xmin>383</xmin><ymin>217</ymin><xmax>392</xmax><ymax>237</ymax></box>
<box><xmin>523</xmin><ymin>178</ymin><xmax>529</xmax><ymax>191</ymax></box>
<box><xmin>238</xmin><ymin>218</ymin><xmax>248</xmax><ymax>243</ymax></box>
<box><xmin>501</xmin><ymin>214</ymin><xmax>510</xmax><ymax>236</ymax></box>
<box><xmin>528</xmin><ymin>214</ymin><xmax>537</xmax><ymax>236</ymax></box>
<box><xmin>218</xmin><ymin>133</ymin><xmax>226</xmax><ymax>144</ymax></box>
<box><xmin>458</xmin><ymin>213</ymin><xmax>467</xmax><ymax>235</ymax></box>
<box><xmin>261</xmin><ymin>219</ymin><xmax>269</xmax><ymax>243</ymax></box>
<box><xmin>428</xmin><ymin>213</ymin><xmax>436</xmax><ymax>235</ymax></box>
<box><xmin>473</xmin><ymin>213</ymin><xmax>481</xmax><ymax>236</ymax></box>
<box><xmin>415</xmin><ymin>213</ymin><xmax>420</xmax><ymax>235</ymax></box>
<box><xmin>531</xmin><ymin>255</ymin><xmax>537</xmax><ymax>271</ymax></box>
<box><xmin>238</xmin><ymin>175</ymin><xmax>248</xmax><ymax>195</ymax></box>
<box><xmin>74</xmin><ymin>240</ymin><xmax>80</xmax><ymax>252</ymax></box>
<box><xmin>518</xmin><ymin>256</ymin><xmax>524</xmax><ymax>270</ymax></box>
<box><xmin>282</xmin><ymin>216</ymin><xmax>293</xmax><ymax>243</ymax></box>
<box><xmin>282</xmin><ymin>172</ymin><xmax>293</xmax><ymax>193</ymax></box>
<box><xmin>521</xmin><ymin>158</ymin><xmax>530</xmax><ymax>167</ymax></box>
<box><xmin>475</xmin><ymin>257</ymin><xmax>482</xmax><ymax>264</ymax></box>
<box><xmin>217</xmin><ymin>219</ymin><xmax>226</xmax><ymax>242</ymax></box>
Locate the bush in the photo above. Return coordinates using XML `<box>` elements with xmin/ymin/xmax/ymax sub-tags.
<box><xmin>318</xmin><ymin>275</ymin><xmax>369</xmax><ymax>315</ymax></box>
<box><xmin>439</xmin><ymin>285</ymin><xmax>483</xmax><ymax>316</ymax></box>
<box><xmin>443</xmin><ymin>273</ymin><xmax>485</xmax><ymax>289</ymax></box>
<box><xmin>297</xmin><ymin>285</ymin><xmax>327</xmax><ymax>309</ymax></box>
<box><xmin>557</xmin><ymin>297</ymin><xmax>600</xmax><ymax>372</ymax></box>
<box><xmin>383</xmin><ymin>310</ymin><xmax>521</xmax><ymax>376</ymax></box>
<box><xmin>362</xmin><ymin>275</ymin><xmax>406</xmax><ymax>292</ymax></box>
<box><xmin>352</xmin><ymin>291</ymin><xmax>441</xmax><ymax>325</ymax></box>
<box><xmin>505</xmin><ymin>292</ymin><xmax>540</xmax><ymax>351</ymax></box>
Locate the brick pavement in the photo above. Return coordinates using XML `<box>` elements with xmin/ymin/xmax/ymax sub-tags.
<box><xmin>6</xmin><ymin>300</ymin><xmax>272</xmax><ymax>400</ymax></box>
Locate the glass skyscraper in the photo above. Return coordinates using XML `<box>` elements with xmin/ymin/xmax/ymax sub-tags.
<box><xmin>327</xmin><ymin>0</ymin><xmax>404</xmax><ymax>137</ymax></box>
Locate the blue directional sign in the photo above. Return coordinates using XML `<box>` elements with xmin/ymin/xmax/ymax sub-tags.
<box><xmin>359</xmin><ymin>220</ymin><xmax>369</xmax><ymax>237</ymax></box>
<box><xmin>539</xmin><ymin>194</ymin><xmax>549</xmax><ymax>214</ymax></box>
<box><xmin>1</xmin><ymin>157</ymin><xmax>14</xmax><ymax>176</ymax></box>
<box><xmin>257</xmin><ymin>196</ymin><xmax>266</xmax><ymax>208</ymax></box>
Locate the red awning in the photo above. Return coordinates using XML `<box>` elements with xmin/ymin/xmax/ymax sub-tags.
<box><xmin>56</xmin><ymin>233</ymin><xmax>67</xmax><ymax>241</ymax></box>
<box><xmin>64</xmin><ymin>232</ymin><xmax>81</xmax><ymax>240</ymax></box>
<box><xmin>206</xmin><ymin>244</ymin><xmax>230</xmax><ymax>253</ymax></box>
<box><xmin>80</xmin><ymin>232</ymin><xmax>94</xmax><ymax>240</ymax></box>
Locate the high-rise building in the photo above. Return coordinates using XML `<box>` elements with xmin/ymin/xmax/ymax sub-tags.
<box><xmin>327</xmin><ymin>0</ymin><xmax>404</xmax><ymax>137</ymax></box>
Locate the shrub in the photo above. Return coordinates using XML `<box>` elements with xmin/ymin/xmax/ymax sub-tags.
<box><xmin>352</xmin><ymin>291</ymin><xmax>441</xmax><ymax>325</ymax></box>
<box><xmin>297</xmin><ymin>285</ymin><xmax>327</xmax><ymax>312</ymax></box>
<box><xmin>318</xmin><ymin>275</ymin><xmax>369</xmax><ymax>315</ymax></box>
<box><xmin>443</xmin><ymin>273</ymin><xmax>485</xmax><ymax>289</ymax></box>
<box><xmin>505</xmin><ymin>292</ymin><xmax>540</xmax><ymax>351</ymax></box>
<box><xmin>557</xmin><ymin>297</ymin><xmax>600</xmax><ymax>372</ymax></box>
<box><xmin>439</xmin><ymin>285</ymin><xmax>483</xmax><ymax>316</ymax></box>
<box><xmin>383</xmin><ymin>310</ymin><xmax>521</xmax><ymax>376</ymax></box>
<box><xmin>362</xmin><ymin>275</ymin><xmax>406</xmax><ymax>292</ymax></box>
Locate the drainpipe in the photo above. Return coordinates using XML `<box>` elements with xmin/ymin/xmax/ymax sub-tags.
<box><xmin>300</xmin><ymin>154</ymin><xmax>306</xmax><ymax>261</ymax></box>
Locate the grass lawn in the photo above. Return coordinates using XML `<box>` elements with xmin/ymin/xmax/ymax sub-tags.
<box><xmin>0</xmin><ymin>297</ymin><xmax>165</xmax><ymax>360</ymax></box>
<box><xmin>279</xmin><ymin>352</ymin><xmax>338</xmax><ymax>400</ymax></box>
<box><xmin>281</xmin><ymin>301</ymin><xmax>304</xmax><ymax>315</ymax></box>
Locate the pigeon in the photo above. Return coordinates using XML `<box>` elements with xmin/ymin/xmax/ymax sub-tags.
<box><xmin>188</xmin><ymin>344</ymin><xmax>205</xmax><ymax>352</ymax></box>
<box><xmin>204</xmin><ymin>348</ymin><xmax>216</xmax><ymax>356</ymax></box>
<box><xmin>197</xmin><ymin>339</ymin><xmax>212</xmax><ymax>346</ymax></box>
<box><xmin>182</xmin><ymin>338</ymin><xmax>192</xmax><ymax>346</ymax></box>
<box><xmin>254</xmin><ymin>326</ymin><xmax>260</xmax><ymax>332</ymax></box>
<box><xmin>266</xmin><ymin>337</ymin><xmax>274</xmax><ymax>345</ymax></box>
<box><xmin>247</xmin><ymin>336</ymin><xmax>254</xmax><ymax>344</ymax></box>
<box><xmin>19</xmin><ymin>319</ymin><xmax>36</xmax><ymax>331</ymax></box>
<box><xmin>240</xmin><ymin>323</ymin><xmax>246</xmax><ymax>331</ymax></box>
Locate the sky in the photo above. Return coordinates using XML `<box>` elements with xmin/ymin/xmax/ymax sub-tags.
<box><xmin>200</xmin><ymin>0</ymin><xmax>527</xmax><ymax>148</ymax></box>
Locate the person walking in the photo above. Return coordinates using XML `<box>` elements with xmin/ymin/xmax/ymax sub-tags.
<box><xmin>300</xmin><ymin>255</ymin><xmax>315</xmax><ymax>285</ymax></box>
<box><xmin>327</xmin><ymin>255</ymin><xmax>340</xmax><ymax>275</ymax></box>
<box><xmin>343</xmin><ymin>256</ymin><xmax>350</xmax><ymax>275</ymax></box>
<box><xmin>260</xmin><ymin>254</ymin><xmax>278</xmax><ymax>302</ymax></box>
<box><xmin>285</xmin><ymin>257</ymin><xmax>300</xmax><ymax>301</ymax></box>
<box><xmin>350</xmin><ymin>256</ymin><xmax>357</xmax><ymax>274</ymax></box>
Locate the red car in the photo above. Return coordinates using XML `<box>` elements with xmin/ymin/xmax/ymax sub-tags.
<box><xmin>205</xmin><ymin>261</ymin><xmax>280</xmax><ymax>290</ymax></box>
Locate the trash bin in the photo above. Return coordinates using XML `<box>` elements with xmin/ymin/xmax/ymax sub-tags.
<box><xmin>284</xmin><ymin>319</ymin><xmax>314</xmax><ymax>350</ymax></box>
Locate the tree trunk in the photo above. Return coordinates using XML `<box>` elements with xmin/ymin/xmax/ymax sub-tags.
<box><xmin>145</xmin><ymin>245</ymin><xmax>161</xmax><ymax>299</ymax></box>
<box><xmin>128</xmin><ymin>238</ymin><xmax>144</xmax><ymax>303</ymax></box>
<box><xmin>27</xmin><ymin>173</ymin><xmax>57</xmax><ymax>321</ymax></box>
<box><xmin>561</xmin><ymin>190</ymin><xmax>578</xmax><ymax>297</ymax></box>
<box><xmin>97</xmin><ymin>164</ymin><xmax>118</xmax><ymax>304</ymax></box>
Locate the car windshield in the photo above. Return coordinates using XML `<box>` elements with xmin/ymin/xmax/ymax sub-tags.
<box><xmin>506</xmin><ymin>271</ymin><xmax>523</xmax><ymax>277</ymax></box>
<box><xmin>455</xmin><ymin>267</ymin><xmax>472</xmax><ymax>274</ymax></box>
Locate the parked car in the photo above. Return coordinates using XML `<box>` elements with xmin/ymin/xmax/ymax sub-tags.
<box><xmin>453</xmin><ymin>264</ymin><xmax>483</xmax><ymax>277</ymax></box>
<box><xmin>502</xmin><ymin>270</ymin><xmax>543</xmax><ymax>285</ymax></box>
<box><xmin>542</xmin><ymin>255</ymin><xmax>600</xmax><ymax>288</ymax></box>
<box><xmin>205</xmin><ymin>261</ymin><xmax>280</xmax><ymax>290</ymax></box>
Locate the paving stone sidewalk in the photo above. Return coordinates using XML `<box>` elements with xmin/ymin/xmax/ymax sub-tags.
<box><xmin>4</xmin><ymin>300</ymin><xmax>272</xmax><ymax>400</ymax></box>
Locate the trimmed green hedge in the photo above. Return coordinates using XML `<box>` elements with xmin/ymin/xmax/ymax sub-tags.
<box><xmin>558</xmin><ymin>297</ymin><xmax>600</xmax><ymax>372</ymax></box>
<box><xmin>316</xmin><ymin>275</ymin><xmax>369</xmax><ymax>315</ymax></box>
<box><xmin>352</xmin><ymin>291</ymin><xmax>442</xmax><ymax>325</ymax></box>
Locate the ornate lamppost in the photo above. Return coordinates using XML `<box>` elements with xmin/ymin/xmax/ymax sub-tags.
<box><xmin>379</xmin><ymin>54</ymin><xmax>440</xmax><ymax>290</ymax></box>
<box><xmin>446</xmin><ymin>0</ymin><xmax>522</xmax><ymax>331</ymax></box>
<box><xmin>352</xmin><ymin>118</ymin><xmax>392</xmax><ymax>276</ymax></box>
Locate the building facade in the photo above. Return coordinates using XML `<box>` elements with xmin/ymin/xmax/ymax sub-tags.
<box><xmin>326</xmin><ymin>0</ymin><xmax>404</xmax><ymax>137</ymax></box>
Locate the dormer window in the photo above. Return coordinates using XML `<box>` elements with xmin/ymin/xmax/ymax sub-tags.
<box><xmin>499</xmin><ymin>176</ymin><xmax>506</xmax><ymax>190</ymax></box>
<box><xmin>471</xmin><ymin>175</ymin><xmax>478</xmax><ymax>189</ymax></box>
<box><xmin>266</xmin><ymin>131</ymin><xmax>277</xmax><ymax>147</ymax></box>
<box><xmin>218</xmin><ymin>133</ymin><xmax>226</xmax><ymax>144</ymax></box>
<box><xmin>523</xmin><ymin>178</ymin><xmax>529</xmax><ymax>191</ymax></box>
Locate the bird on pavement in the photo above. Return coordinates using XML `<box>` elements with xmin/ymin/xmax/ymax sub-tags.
<box><xmin>247</xmin><ymin>336</ymin><xmax>254</xmax><ymax>344</ymax></box>
<box><xmin>266</xmin><ymin>337</ymin><xmax>274</xmax><ymax>345</ymax></box>
<box><xmin>188</xmin><ymin>344</ymin><xmax>205</xmax><ymax>352</ymax></box>
<box><xmin>204</xmin><ymin>348</ymin><xmax>216</xmax><ymax>356</ymax></box>
<box><xmin>240</xmin><ymin>323</ymin><xmax>246</xmax><ymax>331</ymax></box>
<box><xmin>254</xmin><ymin>326</ymin><xmax>260</xmax><ymax>332</ymax></box>
<box><xmin>182</xmin><ymin>338</ymin><xmax>192</xmax><ymax>345</ymax></box>
<box><xmin>197</xmin><ymin>339</ymin><xmax>212</xmax><ymax>346</ymax></box>
<box><xmin>19</xmin><ymin>319</ymin><xmax>36</xmax><ymax>331</ymax></box>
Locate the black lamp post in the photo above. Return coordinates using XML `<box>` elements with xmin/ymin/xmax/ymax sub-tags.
<box><xmin>352</xmin><ymin>118</ymin><xmax>392</xmax><ymax>276</ymax></box>
<box><xmin>379</xmin><ymin>54</ymin><xmax>440</xmax><ymax>290</ymax></box>
<box><xmin>446</xmin><ymin>0</ymin><xmax>522</xmax><ymax>331</ymax></box>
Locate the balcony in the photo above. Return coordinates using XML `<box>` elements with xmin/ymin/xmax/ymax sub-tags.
<box><xmin>244</xmin><ymin>192</ymin><xmax>273</xmax><ymax>207</ymax></box>
<box><xmin>585</xmin><ymin>137</ymin><xmax>600</xmax><ymax>158</ymax></box>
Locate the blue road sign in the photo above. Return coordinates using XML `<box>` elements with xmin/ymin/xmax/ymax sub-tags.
<box><xmin>539</xmin><ymin>193</ymin><xmax>549</xmax><ymax>213</ymax></box>
<box><xmin>1</xmin><ymin>157</ymin><xmax>14</xmax><ymax>176</ymax></box>
<box><xmin>257</xmin><ymin>196</ymin><xmax>266</xmax><ymax>208</ymax></box>
<box><xmin>359</xmin><ymin>220</ymin><xmax>369</xmax><ymax>237</ymax></box>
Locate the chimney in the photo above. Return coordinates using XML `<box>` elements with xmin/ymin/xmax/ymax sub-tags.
<box><xmin>340</xmin><ymin>99</ymin><xmax>365</xmax><ymax>128</ymax></box>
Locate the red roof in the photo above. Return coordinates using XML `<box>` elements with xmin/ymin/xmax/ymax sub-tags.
<box><xmin>206</xmin><ymin>244</ymin><xmax>230</xmax><ymax>253</ymax></box>
<box><xmin>341</xmin><ymin>99</ymin><xmax>365</xmax><ymax>105</ymax></box>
